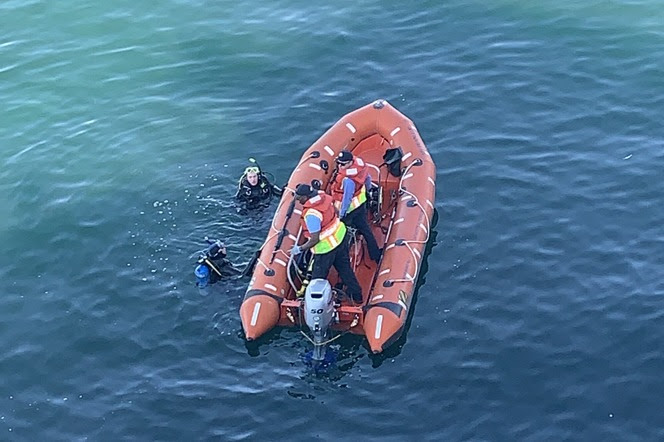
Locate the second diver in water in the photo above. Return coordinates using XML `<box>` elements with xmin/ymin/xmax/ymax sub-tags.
<box><xmin>194</xmin><ymin>239</ymin><xmax>240</xmax><ymax>288</ymax></box>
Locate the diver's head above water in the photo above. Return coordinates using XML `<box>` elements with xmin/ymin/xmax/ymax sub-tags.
<box><xmin>243</xmin><ymin>166</ymin><xmax>261</xmax><ymax>186</ymax></box>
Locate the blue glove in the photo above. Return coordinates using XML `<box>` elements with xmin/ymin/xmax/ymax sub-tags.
<box><xmin>290</xmin><ymin>245</ymin><xmax>302</xmax><ymax>255</ymax></box>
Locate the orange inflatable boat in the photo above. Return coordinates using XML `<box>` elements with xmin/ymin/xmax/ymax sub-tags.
<box><xmin>240</xmin><ymin>99</ymin><xmax>436</xmax><ymax>354</ymax></box>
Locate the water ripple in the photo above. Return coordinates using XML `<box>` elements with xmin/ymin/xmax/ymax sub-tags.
<box><xmin>2</xmin><ymin>0</ymin><xmax>664</xmax><ymax>440</ymax></box>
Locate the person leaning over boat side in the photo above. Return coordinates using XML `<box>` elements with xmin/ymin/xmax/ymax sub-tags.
<box><xmin>331</xmin><ymin>150</ymin><xmax>382</xmax><ymax>263</ymax></box>
<box><xmin>290</xmin><ymin>184</ymin><xmax>362</xmax><ymax>303</ymax></box>
<box><xmin>235</xmin><ymin>164</ymin><xmax>283</xmax><ymax>209</ymax></box>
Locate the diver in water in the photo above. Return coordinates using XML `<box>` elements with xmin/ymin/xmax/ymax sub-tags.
<box><xmin>235</xmin><ymin>158</ymin><xmax>283</xmax><ymax>209</ymax></box>
<box><xmin>194</xmin><ymin>239</ymin><xmax>240</xmax><ymax>288</ymax></box>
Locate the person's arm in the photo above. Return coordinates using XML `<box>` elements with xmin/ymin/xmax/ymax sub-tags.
<box><xmin>221</xmin><ymin>258</ymin><xmax>242</xmax><ymax>276</ymax></box>
<box><xmin>236</xmin><ymin>184</ymin><xmax>250</xmax><ymax>201</ymax></box>
<box><xmin>299</xmin><ymin>214</ymin><xmax>321</xmax><ymax>252</ymax></box>
<box><xmin>339</xmin><ymin>177</ymin><xmax>356</xmax><ymax>218</ymax></box>
<box><xmin>271</xmin><ymin>182</ymin><xmax>283</xmax><ymax>196</ymax></box>
<box><xmin>364</xmin><ymin>174</ymin><xmax>372</xmax><ymax>190</ymax></box>
<box><xmin>259</xmin><ymin>176</ymin><xmax>283</xmax><ymax>197</ymax></box>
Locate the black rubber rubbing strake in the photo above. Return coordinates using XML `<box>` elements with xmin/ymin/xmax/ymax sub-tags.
<box><xmin>244</xmin><ymin>289</ymin><xmax>283</xmax><ymax>303</ymax></box>
<box><xmin>365</xmin><ymin>301</ymin><xmax>403</xmax><ymax>317</ymax></box>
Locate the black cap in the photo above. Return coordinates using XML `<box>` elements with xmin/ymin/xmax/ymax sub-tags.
<box><xmin>295</xmin><ymin>184</ymin><xmax>316</xmax><ymax>197</ymax></box>
<box><xmin>336</xmin><ymin>150</ymin><xmax>353</xmax><ymax>164</ymax></box>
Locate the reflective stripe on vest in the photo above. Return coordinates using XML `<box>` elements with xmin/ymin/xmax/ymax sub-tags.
<box><xmin>301</xmin><ymin>192</ymin><xmax>347</xmax><ymax>254</ymax></box>
<box><xmin>348</xmin><ymin>184</ymin><xmax>367</xmax><ymax>213</ymax></box>
<box><xmin>344</xmin><ymin>157</ymin><xmax>365</xmax><ymax>177</ymax></box>
<box><xmin>305</xmin><ymin>208</ymin><xmax>323</xmax><ymax>222</ymax></box>
<box><xmin>335</xmin><ymin>157</ymin><xmax>369</xmax><ymax>214</ymax></box>
<box><xmin>311</xmin><ymin>217</ymin><xmax>347</xmax><ymax>254</ymax></box>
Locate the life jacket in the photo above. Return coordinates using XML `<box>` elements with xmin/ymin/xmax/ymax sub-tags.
<box><xmin>331</xmin><ymin>157</ymin><xmax>368</xmax><ymax>214</ymax></box>
<box><xmin>301</xmin><ymin>192</ymin><xmax>347</xmax><ymax>254</ymax></box>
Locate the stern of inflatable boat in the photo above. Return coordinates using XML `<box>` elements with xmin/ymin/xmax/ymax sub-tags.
<box><xmin>364</xmin><ymin>305</ymin><xmax>406</xmax><ymax>353</ymax></box>
<box><xmin>240</xmin><ymin>291</ymin><xmax>281</xmax><ymax>340</ymax></box>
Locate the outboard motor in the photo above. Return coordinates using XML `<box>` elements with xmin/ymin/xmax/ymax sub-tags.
<box><xmin>304</xmin><ymin>279</ymin><xmax>336</xmax><ymax>361</ymax></box>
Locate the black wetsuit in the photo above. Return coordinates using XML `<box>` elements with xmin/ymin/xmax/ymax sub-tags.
<box><xmin>236</xmin><ymin>175</ymin><xmax>283</xmax><ymax>209</ymax></box>
<box><xmin>206</xmin><ymin>257</ymin><xmax>241</xmax><ymax>283</ymax></box>
<box><xmin>196</xmin><ymin>240</ymin><xmax>241</xmax><ymax>285</ymax></box>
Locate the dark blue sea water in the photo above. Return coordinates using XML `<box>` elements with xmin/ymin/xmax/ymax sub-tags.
<box><xmin>1</xmin><ymin>0</ymin><xmax>663</xmax><ymax>440</ymax></box>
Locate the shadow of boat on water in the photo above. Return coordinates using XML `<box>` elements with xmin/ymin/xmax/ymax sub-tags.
<box><xmin>240</xmin><ymin>327</ymin><xmax>286</xmax><ymax>357</ymax></box>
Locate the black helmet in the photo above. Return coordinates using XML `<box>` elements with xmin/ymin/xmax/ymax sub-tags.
<box><xmin>295</xmin><ymin>184</ymin><xmax>316</xmax><ymax>198</ymax></box>
<box><xmin>335</xmin><ymin>150</ymin><xmax>353</xmax><ymax>165</ymax></box>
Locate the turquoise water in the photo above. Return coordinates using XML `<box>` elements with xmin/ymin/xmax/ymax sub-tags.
<box><xmin>2</xmin><ymin>0</ymin><xmax>664</xmax><ymax>439</ymax></box>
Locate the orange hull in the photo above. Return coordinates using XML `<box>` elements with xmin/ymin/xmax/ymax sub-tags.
<box><xmin>240</xmin><ymin>99</ymin><xmax>436</xmax><ymax>353</ymax></box>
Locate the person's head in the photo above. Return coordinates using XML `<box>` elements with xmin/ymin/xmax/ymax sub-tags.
<box><xmin>244</xmin><ymin>166</ymin><xmax>260</xmax><ymax>186</ymax></box>
<box><xmin>206</xmin><ymin>240</ymin><xmax>227</xmax><ymax>260</ymax></box>
<box><xmin>335</xmin><ymin>150</ymin><xmax>354</xmax><ymax>169</ymax></box>
<box><xmin>295</xmin><ymin>184</ymin><xmax>316</xmax><ymax>204</ymax></box>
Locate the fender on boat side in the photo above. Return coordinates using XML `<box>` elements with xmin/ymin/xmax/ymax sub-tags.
<box><xmin>244</xmin><ymin>289</ymin><xmax>284</xmax><ymax>304</ymax></box>
<box><xmin>364</xmin><ymin>301</ymin><xmax>404</xmax><ymax>318</ymax></box>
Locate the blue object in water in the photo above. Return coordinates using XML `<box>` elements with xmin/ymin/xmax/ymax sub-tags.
<box><xmin>194</xmin><ymin>264</ymin><xmax>210</xmax><ymax>287</ymax></box>
<box><xmin>302</xmin><ymin>348</ymin><xmax>337</xmax><ymax>373</ymax></box>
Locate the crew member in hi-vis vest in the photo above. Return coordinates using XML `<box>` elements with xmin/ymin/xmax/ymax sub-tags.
<box><xmin>330</xmin><ymin>150</ymin><xmax>381</xmax><ymax>262</ymax></box>
<box><xmin>290</xmin><ymin>184</ymin><xmax>362</xmax><ymax>303</ymax></box>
